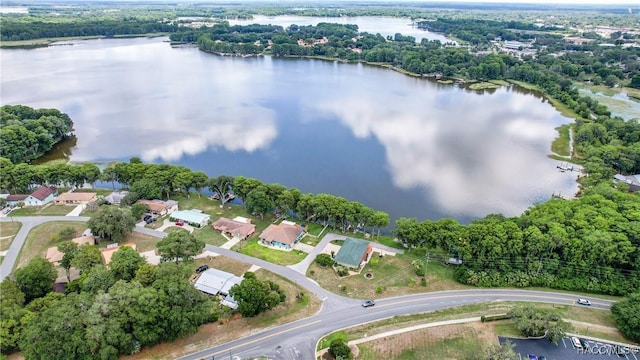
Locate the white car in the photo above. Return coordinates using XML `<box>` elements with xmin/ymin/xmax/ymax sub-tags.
<box><xmin>571</xmin><ymin>336</ymin><xmax>583</xmax><ymax>348</ymax></box>
<box><xmin>577</xmin><ymin>298</ymin><xmax>591</xmax><ymax>306</ymax></box>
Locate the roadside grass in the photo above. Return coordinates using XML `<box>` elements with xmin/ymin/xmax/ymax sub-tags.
<box><xmin>319</xmin><ymin>301</ymin><xmax>631</xmax><ymax>357</ymax></box>
<box><xmin>0</xmin><ymin>222</ymin><xmax>22</xmax><ymax>252</ymax></box>
<box><xmin>9</xmin><ymin>205</ymin><xmax>74</xmax><ymax>216</ymax></box>
<box><xmin>356</xmin><ymin>324</ymin><xmax>487</xmax><ymax>360</ymax></box>
<box><xmin>552</xmin><ymin>124</ymin><xmax>571</xmax><ymax>156</ymax></box>
<box><xmin>318</xmin><ymin>330</ymin><xmax>347</xmax><ymax>350</ymax></box>
<box><xmin>235</xmin><ymin>238</ymin><xmax>307</xmax><ymax>265</ymax></box>
<box><xmin>122</xmin><ymin>268</ymin><xmax>322</xmax><ymax>360</ymax></box>
<box><xmin>15</xmin><ymin>221</ymin><xmax>87</xmax><ymax>270</ymax></box>
<box><xmin>307</xmin><ymin>251</ymin><xmax>469</xmax><ymax>299</ymax></box>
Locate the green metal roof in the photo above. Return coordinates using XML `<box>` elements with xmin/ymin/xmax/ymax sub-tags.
<box><xmin>334</xmin><ymin>238</ymin><xmax>370</xmax><ymax>268</ymax></box>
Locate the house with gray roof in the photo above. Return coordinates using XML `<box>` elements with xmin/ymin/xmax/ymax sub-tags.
<box><xmin>614</xmin><ymin>174</ymin><xmax>640</xmax><ymax>192</ymax></box>
<box><xmin>194</xmin><ymin>268</ymin><xmax>242</xmax><ymax>309</ymax></box>
<box><xmin>334</xmin><ymin>238</ymin><xmax>373</xmax><ymax>269</ymax></box>
<box><xmin>170</xmin><ymin>209</ymin><xmax>210</xmax><ymax>227</ymax></box>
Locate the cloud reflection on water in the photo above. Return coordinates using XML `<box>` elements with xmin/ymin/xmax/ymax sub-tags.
<box><xmin>307</xmin><ymin>87</ymin><xmax>575</xmax><ymax>217</ymax></box>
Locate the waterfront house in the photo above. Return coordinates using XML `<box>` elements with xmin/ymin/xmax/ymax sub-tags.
<box><xmin>103</xmin><ymin>191</ymin><xmax>128</xmax><ymax>205</ymax></box>
<box><xmin>212</xmin><ymin>217</ymin><xmax>256</xmax><ymax>240</ymax></box>
<box><xmin>54</xmin><ymin>192</ymin><xmax>97</xmax><ymax>205</ymax></box>
<box><xmin>24</xmin><ymin>186</ymin><xmax>57</xmax><ymax>206</ymax></box>
<box><xmin>135</xmin><ymin>199</ymin><xmax>178</xmax><ymax>216</ymax></box>
<box><xmin>334</xmin><ymin>238</ymin><xmax>373</xmax><ymax>269</ymax></box>
<box><xmin>259</xmin><ymin>221</ymin><xmax>305</xmax><ymax>250</ymax></box>
<box><xmin>170</xmin><ymin>209</ymin><xmax>210</xmax><ymax>227</ymax></box>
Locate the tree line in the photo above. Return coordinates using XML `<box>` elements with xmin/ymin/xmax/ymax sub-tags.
<box><xmin>394</xmin><ymin>183</ymin><xmax>640</xmax><ymax>296</ymax></box>
<box><xmin>0</xmin><ymin>105</ymin><xmax>74</xmax><ymax>164</ymax></box>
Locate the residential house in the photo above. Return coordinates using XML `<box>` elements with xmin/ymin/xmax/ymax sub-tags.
<box><xmin>614</xmin><ymin>174</ymin><xmax>640</xmax><ymax>192</ymax></box>
<box><xmin>212</xmin><ymin>217</ymin><xmax>256</xmax><ymax>240</ymax></box>
<box><xmin>54</xmin><ymin>192</ymin><xmax>97</xmax><ymax>205</ymax></box>
<box><xmin>135</xmin><ymin>199</ymin><xmax>178</xmax><ymax>216</ymax></box>
<box><xmin>170</xmin><ymin>209</ymin><xmax>210</xmax><ymax>227</ymax></box>
<box><xmin>24</xmin><ymin>186</ymin><xmax>57</xmax><ymax>206</ymax></box>
<box><xmin>103</xmin><ymin>191</ymin><xmax>128</xmax><ymax>205</ymax></box>
<box><xmin>6</xmin><ymin>194</ymin><xmax>28</xmax><ymax>207</ymax></box>
<box><xmin>193</xmin><ymin>268</ymin><xmax>242</xmax><ymax>309</ymax></box>
<box><xmin>101</xmin><ymin>243</ymin><xmax>137</xmax><ymax>265</ymax></box>
<box><xmin>334</xmin><ymin>238</ymin><xmax>373</xmax><ymax>269</ymax></box>
<box><xmin>46</xmin><ymin>235</ymin><xmax>96</xmax><ymax>264</ymax></box>
<box><xmin>259</xmin><ymin>221</ymin><xmax>305</xmax><ymax>249</ymax></box>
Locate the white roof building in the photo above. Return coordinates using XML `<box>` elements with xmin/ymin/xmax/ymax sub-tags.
<box><xmin>194</xmin><ymin>268</ymin><xmax>242</xmax><ymax>297</ymax></box>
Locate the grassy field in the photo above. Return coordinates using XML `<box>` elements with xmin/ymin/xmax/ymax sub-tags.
<box><xmin>468</xmin><ymin>81</ymin><xmax>501</xmax><ymax>90</ymax></box>
<box><xmin>235</xmin><ymin>238</ymin><xmax>307</xmax><ymax>265</ymax></box>
<box><xmin>0</xmin><ymin>222</ymin><xmax>22</xmax><ymax>252</ymax></box>
<box><xmin>123</xmin><ymin>268</ymin><xmax>322</xmax><ymax>360</ymax></box>
<box><xmin>10</xmin><ymin>205</ymin><xmax>74</xmax><ymax>216</ymax></box>
<box><xmin>120</xmin><ymin>231</ymin><xmax>160</xmax><ymax>252</ymax></box>
<box><xmin>551</xmin><ymin>124</ymin><xmax>572</xmax><ymax>156</ymax></box>
<box><xmin>193</xmin><ymin>225</ymin><xmax>229</xmax><ymax>247</ymax></box>
<box><xmin>319</xmin><ymin>301</ymin><xmax>632</xmax><ymax>359</ymax></box>
<box><xmin>193</xmin><ymin>256</ymin><xmax>252</xmax><ymax>277</ymax></box>
<box><xmin>307</xmin><ymin>250</ymin><xmax>469</xmax><ymax>299</ymax></box>
<box><xmin>15</xmin><ymin>221</ymin><xmax>87</xmax><ymax>270</ymax></box>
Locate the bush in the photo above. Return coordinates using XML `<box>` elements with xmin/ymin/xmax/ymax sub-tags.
<box><xmin>375</xmin><ymin>286</ymin><xmax>384</xmax><ymax>294</ymax></box>
<box><xmin>370</xmin><ymin>257</ymin><xmax>379</xmax><ymax>265</ymax></box>
<box><xmin>336</xmin><ymin>266</ymin><xmax>349</xmax><ymax>277</ymax></box>
<box><xmin>315</xmin><ymin>253</ymin><xmax>335</xmax><ymax>267</ymax></box>
<box><xmin>329</xmin><ymin>339</ymin><xmax>352</xmax><ymax>360</ymax></box>
<box><xmin>420</xmin><ymin>278</ymin><xmax>427</xmax><ymax>287</ymax></box>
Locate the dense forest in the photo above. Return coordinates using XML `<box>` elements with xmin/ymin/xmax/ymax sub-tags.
<box><xmin>0</xmin><ymin>105</ymin><xmax>74</xmax><ymax>164</ymax></box>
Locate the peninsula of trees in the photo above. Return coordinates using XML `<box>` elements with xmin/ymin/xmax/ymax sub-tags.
<box><xmin>0</xmin><ymin>105</ymin><xmax>74</xmax><ymax>164</ymax></box>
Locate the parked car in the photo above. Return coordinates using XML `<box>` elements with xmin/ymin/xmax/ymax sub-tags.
<box><xmin>538</xmin><ymin>356</ymin><xmax>546</xmax><ymax>360</ymax></box>
<box><xmin>175</xmin><ymin>220</ymin><xmax>184</xmax><ymax>226</ymax></box>
<box><xmin>362</xmin><ymin>300</ymin><xmax>375</xmax><ymax>308</ymax></box>
<box><xmin>580</xmin><ymin>338</ymin><xmax>590</xmax><ymax>348</ymax></box>
<box><xmin>2</xmin><ymin>207</ymin><xmax>11</xmax><ymax>214</ymax></box>
<box><xmin>195</xmin><ymin>265</ymin><xmax>209</xmax><ymax>274</ymax></box>
<box><xmin>577</xmin><ymin>298</ymin><xmax>591</xmax><ymax>306</ymax></box>
<box><xmin>143</xmin><ymin>214</ymin><xmax>151</xmax><ymax>221</ymax></box>
<box><xmin>527</xmin><ymin>354</ymin><xmax>537</xmax><ymax>360</ymax></box>
<box><xmin>571</xmin><ymin>337</ymin><xmax>583</xmax><ymax>348</ymax></box>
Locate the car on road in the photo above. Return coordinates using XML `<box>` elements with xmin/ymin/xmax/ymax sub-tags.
<box><xmin>527</xmin><ymin>354</ymin><xmax>537</xmax><ymax>360</ymax></box>
<box><xmin>362</xmin><ymin>300</ymin><xmax>375</xmax><ymax>307</ymax></box>
<box><xmin>538</xmin><ymin>356</ymin><xmax>546</xmax><ymax>360</ymax></box>
<box><xmin>577</xmin><ymin>298</ymin><xmax>591</xmax><ymax>305</ymax></box>
<box><xmin>195</xmin><ymin>265</ymin><xmax>209</xmax><ymax>274</ymax></box>
<box><xmin>175</xmin><ymin>220</ymin><xmax>184</xmax><ymax>226</ymax></box>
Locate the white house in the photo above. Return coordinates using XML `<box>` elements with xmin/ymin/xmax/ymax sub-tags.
<box><xmin>194</xmin><ymin>268</ymin><xmax>242</xmax><ymax>309</ymax></box>
<box><xmin>24</xmin><ymin>186</ymin><xmax>57</xmax><ymax>206</ymax></box>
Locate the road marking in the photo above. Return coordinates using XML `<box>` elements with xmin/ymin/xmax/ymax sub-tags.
<box><xmin>562</xmin><ymin>337</ymin><xmax>567</xmax><ymax>348</ymax></box>
<box><xmin>208</xmin><ymin>320</ymin><xmax>322</xmax><ymax>357</ymax></box>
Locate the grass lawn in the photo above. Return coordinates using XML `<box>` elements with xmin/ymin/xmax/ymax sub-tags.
<box><xmin>308</xmin><ymin>251</ymin><xmax>469</xmax><ymax>299</ymax></box>
<box><xmin>123</xmin><ymin>268</ymin><xmax>322</xmax><ymax>360</ymax></box>
<box><xmin>193</xmin><ymin>256</ymin><xmax>252</xmax><ymax>277</ymax></box>
<box><xmin>192</xmin><ymin>225</ymin><xmax>228</xmax><ymax>247</ymax></box>
<box><xmin>174</xmin><ymin>194</ymin><xmax>275</xmax><ymax>230</ymax></box>
<box><xmin>305</xmin><ymin>222</ymin><xmax>325</xmax><ymax>236</ymax></box>
<box><xmin>120</xmin><ymin>231</ymin><xmax>160</xmax><ymax>252</ymax></box>
<box><xmin>0</xmin><ymin>222</ymin><xmax>21</xmax><ymax>252</ymax></box>
<box><xmin>300</xmin><ymin>235</ymin><xmax>321</xmax><ymax>247</ymax></box>
<box><xmin>552</xmin><ymin>124</ymin><xmax>571</xmax><ymax>156</ymax></box>
<box><xmin>15</xmin><ymin>221</ymin><xmax>87</xmax><ymax>270</ymax></box>
<box><xmin>235</xmin><ymin>238</ymin><xmax>307</xmax><ymax>265</ymax></box>
<box><xmin>10</xmin><ymin>205</ymin><xmax>74</xmax><ymax>216</ymax></box>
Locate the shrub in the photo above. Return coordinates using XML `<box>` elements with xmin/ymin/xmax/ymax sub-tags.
<box><xmin>420</xmin><ymin>278</ymin><xmax>427</xmax><ymax>287</ymax></box>
<box><xmin>329</xmin><ymin>339</ymin><xmax>352</xmax><ymax>360</ymax></box>
<box><xmin>375</xmin><ymin>286</ymin><xmax>384</xmax><ymax>294</ymax></box>
<box><xmin>336</xmin><ymin>266</ymin><xmax>349</xmax><ymax>277</ymax></box>
<box><xmin>315</xmin><ymin>253</ymin><xmax>335</xmax><ymax>267</ymax></box>
<box><xmin>370</xmin><ymin>257</ymin><xmax>379</xmax><ymax>265</ymax></box>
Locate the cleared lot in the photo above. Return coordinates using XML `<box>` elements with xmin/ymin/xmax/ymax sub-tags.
<box><xmin>499</xmin><ymin>336</ymin><xmax>640</xmax><ymax>360</ymax></box>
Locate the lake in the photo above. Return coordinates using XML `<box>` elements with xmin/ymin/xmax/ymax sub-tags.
<box><xmin>0</xmin><ymin>37</ymin><xmax>579</xmax><ymax>223</ymax></box>
<box><xmin>228</xmin><ymin>15</ymin><xmax>455</xmax><ymax>44</ymax></box>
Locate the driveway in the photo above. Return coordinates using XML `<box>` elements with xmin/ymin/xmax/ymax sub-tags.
<box><xmin>156</xmin><ymin>219</ymin><xmax>194</xmax><ymax>233</ymax></box>
<box><xmin>65</xmin><ymin>204</ymin><xmax>85</xmax><ymax>216</ymax></box>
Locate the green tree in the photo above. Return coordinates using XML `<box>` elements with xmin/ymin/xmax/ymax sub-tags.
<box><xmin>228</xmin><ymin>273</ymin><xmax>285</xmax><ymax>317</ymax></box>
<box><xmin>57</xmin><ymin>241</ymin><xmax>78</xmax><ymax>282</ymax></box>
<box><xmin>133</xmin><ymin>263</ymin><xmax>157</xmax><ymax>286</ymax></box>
<box><xmin>82</xmin><ymin>265</ymin><xmax>115</xmax><ymax>294</ymax></box>
<box><xmin>482</xmin><ymin>340</ymin><xmax>516</xmax><ymax>360</ymax></box>
<box><xmin>14</xmin><ymin>258</ymin><xmax>57</xmax><ymax>303</ymax></box>
<box><xmin>109</xmin><ymin>246</ymin><xmax>146</xmax><ymax>281</ymax></box>
<box><xmin>190</xmin><ymin>171</ymin><xmax>209</xmax><ymax>198</ymax></box>
<box><xmin>508</xmin><ymin>304</ymin><xmax>569</xmax><ymax>344</ymax></box>
<box><xmin>245</xmin><ymin>188</ymin><xmax>274</xmax><ymax>220</ymax></box>
<box><xmin>329</xmin><ymin>338</ymin><xmax>352</xmax><ymax>360</ymax></box>
<box><xmin>630</xmin><ymin>74</ymin><xmax>640</xmax><ymax>89</ymax></box>
<box><xmin>611</xmin><ymin>292</ymin><xmax>640</xmax><ymax>342</ymax></box>
<box><xmin>130</xmin><ymin>203</ymin><xmax>149</xmax><ymax>220</ymax></box>
<box><xmin>233</xmin><ymin>176</ymin><xmax>263</xmax><ymax>208</ymax></box>
<box><xmin>157</xmin><ymin>230</ymin><xmax>204</xmax><ymax>264</ymax></box>
<box><xmin>71</xmin><ymin>245</ymin><xmax>103</xmax><ymax>274</ymax></box>
<box><xmin>370</xmin><ymin>211</ymin><xmax>390</xmax><ymax>237</ymax></box>
<box><xmin>87</xmin><ymin>206</ymin><xmax>136</xmax><ymax>242</ymax></box>
<box><xmin>207</xmin><ymin>175</ymin><xmax>235</xmax><ymax>206</ymax></box>
<box><xmin>130</xmin><ymin>178</ymin><xmax>162</xmax><ymax>200</ymax></box>
<box><xmin>0</xmin><ymin>279</ymin><xmax>28</xmax><ymax>353</ymax></box>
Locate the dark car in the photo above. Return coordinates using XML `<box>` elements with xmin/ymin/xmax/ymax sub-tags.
<box><xmin>362</xmin><ymin>300</ymin><xmax>375</xmax><ymax>308</ymax></box>
<box><xmin>527</xmin><ymin>354</ymin><xmax>537</xmax><ymax>360</ymax></box>
<box><xmin>195</xmin><ymin>265</ymin><xmax>209</xmax><ymax>274</ymax></box>
<box><xmin>580</xmin><ymin>338</ymin><xmax>590</xmax><ymax>348</ymax></box>
<box><xmin>539</xmin><ymin>356</ymin><xmax>546</xmax><ymax>360</ymax></box>
<box><xmin>143</xmin><ymin>215</ymin><xmax>152</xmax><ymax>221</ymax></box>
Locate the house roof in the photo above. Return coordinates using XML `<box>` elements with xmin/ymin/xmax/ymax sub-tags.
<box><xmin>101</xmin><ymin>243</ymin><xmax>136</xmax><ymax>264</ymax></box>
<box><xmin>171</xmin><ymin>210</ymin><xmax>211</xmax><ymax>224</ymax></box>
<box><xmin>6</xmin><ymin>194</ymin><xmax>28</xmax><ymax>201</ymax></box>
<box><xmin>259</xmin><ymin>223</ymin><xmax>304</xmax><ymax>246</ymax></box>
<box><xmin>30</xmin><ymin>186</ymin><xmax>56</xmax><ymax>201</ymax></box>
<box><xmin>334</xmin><ymin>238</ymin><xmax>371</xmax><ymax>268</ymax></box>
<box><xmin>45</xmin><ymin>236</ymin><xmax>95</xmax><ymax>264</ymax></box>
<box><xmin>213</xmin><ymin>217</ymin><xmax>256</xmax><ymax>238</ymax></box>
<box><xmin>136</xmin><ymin>199</ymin><xmax>170</xmax><ymax>213</ymax></box>
<box><xmin>194</xmin><ymin>268</ymin><xmax>242</xmax><ymax>296</ymax></box>
<box><xmin>104</xmin><ymin>191</ymin><xmax>128</xmax><ymax>204</ymax></box>
<box><xmin>55</xmin><ymin>192</ymin><xmax>97</xmax><ymax>202</ymax></box>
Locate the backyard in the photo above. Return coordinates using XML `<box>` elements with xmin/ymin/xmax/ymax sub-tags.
<box><xmin>14</xmin><ymin>221</ymin><xmax>87</xmax><ymax>269</ymax></box>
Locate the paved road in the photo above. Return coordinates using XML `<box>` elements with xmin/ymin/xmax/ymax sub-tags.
<box><xmin>0</xmin><ymin>216</ymin><xmax>89</xmax><ymax>280</ymax></box>
<box><xmin>179</xmin><ymin>289</ymin><xmax>616</xmax><ymax>360</ymax></box>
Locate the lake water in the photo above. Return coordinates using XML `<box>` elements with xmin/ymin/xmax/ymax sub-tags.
<box><xmin>0</xmin><ymin>37</ymin><xmax>579</xmax><ymax>223</ymax></box>
<box><xmin>228</xmin><ymin>15</ymin><xmax>455</xmax><ymax>44</ymax></box>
